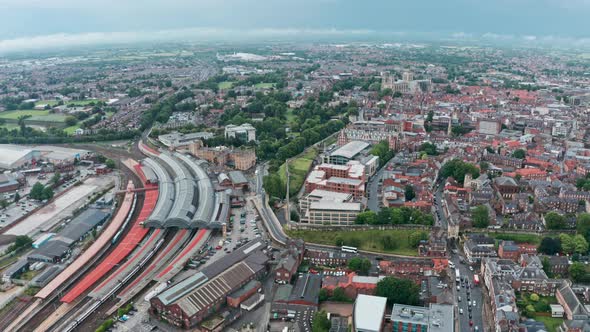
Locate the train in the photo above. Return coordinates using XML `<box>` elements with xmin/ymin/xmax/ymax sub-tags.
<box><xmin>63</xmin><ymin>235</ymin><xmax>165</xmax><ymax>332</ymax></box>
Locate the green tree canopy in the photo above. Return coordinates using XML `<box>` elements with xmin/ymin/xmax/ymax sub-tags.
<box><xmin>312</xmin><ymin>311</ymin><xmax>331</xmax><ymax>332</ymax></box>
<box><xmin>472</xmin><ymin>205</ymin><xmax>490</xmax><ymax>228</ymax></box>
<box><xmin>569</xmin><ymin>262</ymin><xmax>587</xmax><ymax>282</ymax></box>
<box><xmin>376</xmin><ymin>276</ymin><xmax>420</xmax><ymax>305</ymax></box>
<box><xmin>404</xmin><ymin>185</ymin><xmax>416</xmax><ymax>201</ymax></box>
<box><xmin>348</xmin><ymin>257</ymin><xmax>372</xmax><ymax>275</ymax></box>
<box><xmin>577</xmin><ymin>213</ymin><xmax>590</xmax><ymax>242</ymax></box>
<box><xmin>545</xmin><ymin>212</ymin><xmax>567</xmax><ymax>230</ymax></box>
<box><xmin>512</xmin><ymin>149</ymin><xmax>526</xmax><ymax>159</ymax></box>
<box><xmin>439</xmin><ymin>159</ymin><xmax>479</xmax><ymax>184</ymax></box>
<box><xmin>29</xmin><ymin>182</ymin><xmax>45</xmax><ymax>200</ymax></box>
<box><xmin>538</xmin><ymin>237</ymin><xmax>561</xmax><ymax>255</ymax></box>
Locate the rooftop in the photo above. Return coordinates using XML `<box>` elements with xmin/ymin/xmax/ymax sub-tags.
<box><xmin>354</xmin><ymin>294</ymin><xmax>387</xmax><ymax>331</ymax></box>
<box><xmin>330</xmin><ymin>141</ymin><xmax>370</xmax><ymax>159</ymax></box>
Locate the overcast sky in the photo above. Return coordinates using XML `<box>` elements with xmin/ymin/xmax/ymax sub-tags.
<box><xmin>0</xmin><ymin>0</ymin><xmax>589</xmax><ymax>52</ymax></box>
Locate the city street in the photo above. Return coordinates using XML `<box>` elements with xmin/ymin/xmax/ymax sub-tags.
<box><xmin>450</xmin><ymin>251</ymin><xmax>484</xmax><ymax>332</ymax></box>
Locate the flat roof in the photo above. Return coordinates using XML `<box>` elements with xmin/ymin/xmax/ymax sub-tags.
<box><xmin>326</xmin><ymin>177</ymin><xmax>362</xmax><ymax>186</ymax></box>
<box><xmin>308</xmin><ymin>189</ymin><xmax>352</xmax><ymax>202</ymax></box>
<box><xmin>330</xmin><ymin>141</ymin><xmax>369</xmax><ymax>159</ymax></box>
<box><xmin>310</xmin><ymin>201</ymin><xmax>361</xmax><ymax>212</ymax></box>
<box><xmin>60</xmin><ymin>208</ymin><xmax>110</xmax><ymax>243</ymax></box>
<box><xmin>354</xmin><ymin>294</ymin><xmax>387</xmax><ymax>331</ymax></box>
<box><xmin>0</xmin><ymin>145</ymin><xmax>33</xmax><ymax>168</ymax></box>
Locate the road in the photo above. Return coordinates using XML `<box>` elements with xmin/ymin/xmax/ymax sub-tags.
<box><xmin>450</xmin><ymin>251</ymin><xmax>484</xmax><ymax>332</ymax></box>
<box><xmin>433</xmin><ymin>180</ymin><xmax>448</xmax><ymax>229</ymax></box>
<box><xmin>367</xmin><ymin>158</ymin><xmax>396</xmax><ymax>212</ymax></box>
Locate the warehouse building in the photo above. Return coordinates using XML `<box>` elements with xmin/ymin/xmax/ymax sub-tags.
<box><xmin>150</xmin><ymin>240</ymin><xmax>269</xmax><ymax>329</ymax></box>
<box><xmin>0</xmin><ymin>145</ymin><xmax>35</xmax><ymax>169</ymax></box>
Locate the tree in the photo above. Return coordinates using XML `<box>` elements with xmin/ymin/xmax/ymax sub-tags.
<box><xmin>29</xmin><ymin>182</ymin><xmax>45</xmax><ymax>200</ymax></box>
<box><xmin>439</xmin><ymin>159</ymin><xmax>479</xmax><ymax>184</ymax></box>
<box><xmin>419</xmin><ymin>142</ymin><xmax>438</xmax><ymax>156</ymax></box>
<box><xmin>42</xmin><ymin>186</ymin><xmax>54</xmax><ymax>200</ymax></box>
<box><xmin>409</xmin><ymin>231</ymin><xmax>428</xmax><ymax>248</ymax></box>
<box><xmin>404</xmin><ymin>185</ymin><xmax>416</xmax><ymax>201</ymax></box>
<box><xmin>263</xmin><ymin>173</ymin><xmax>285</xmax><ymax>199</ymax></box>
<box><xmin>569</xmin><ymin>262</ymin><xmax>587</xmax><ymax>282</ymax></box>
<box><xmin>376</xmin><ymin>208</ymin><xmax>392</xmax><ymax>225</ymax></box>
<box><xmin>573</xmin><ymin>234</ymin><xmax>589</xmax><ymax>254</ymax></box>
<box><xmin>348</xmin><ymin>257</ymin><xmax>372</xmax><ymax>275</ymax></box>
<box><xmin>319</xmin><ymin>288</ymin><xmax>329</xmax><ymax>302</ymax></box>
<box><xmin>472</xmin><ymin>205</ymin><xmax>490</xmax><ymax>228</ymax></box>
<box><xmin>13</xmin><ymin>192</ymin><xmax>20</xmax><ymax>203</ymax></box>
<box><xmin>376</xmin><ymin>276</ymin><xmax>420</xmax><ymax>305</ymax></box>
<box><xmin>560</xmin><ymin>234</ymin><xmax>575</xmax><ymax>254</ymax></box>
<box><xmin>65</xmin><ymin>116</ymin><xmax>78</xmax><ymax>127</ymax></box>
<box><xmin>331</xmin><ymin>287</ymin><xmax>350</xmax><ymax>302</ymax></box>
<box><xmin>355</xmin><ymin>211</ymin><xmax>377</xmax><ymax>225</ymax></box>
<box><xmin>0</xmin><ymin>199</ymin><xmax>8</xmax><ymax>209</ymax></box>
<box><xmin>17</xmin><ymin>114</ymin><xmax>31</xmax><ymax>136</ymax></box>
<box><xmin>50</xmin><ymin>171</ymin><xmax>61</xmax><ymax>186</ymax></box>
<box><xmin>105</xmin><ymin>159</ymin><xmax>116</xmax><ymax>169</ymax></box>
<box><xmin>529</xmin><ymin>293</ymin><xmax>540</xmax><ymax>302</ymax></box>
<box><xmin>512</xmin><ymin>149</ymin><xmax>526</xmax><ymax>159</ymax></box>
<box><xmin>545</xmin><ymin>212</ymin><xmax>567</xmax><ymax>230</ymax></box>
<box><xmin>577</xmin><ymin>213</ymin><xmax>590</xmax><ymax>242</ymax></box>
<box><xmin>538</xmin><ymin>237</ymin><xmax>561</xmax><ymax>255</ymax></box>
<box><xmin>312</xmin><ymin>311</ymin><xmax>331</xmax><ymax>332</ymax></box>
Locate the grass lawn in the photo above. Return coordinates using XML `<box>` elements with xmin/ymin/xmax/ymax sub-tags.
<box><xmin>516</xmin><ymin>292</ymin><xmax>562</xmax><ymax>332</ymax></box>
<box><xmin>0</xmin><ymin>123</ymin><xmax>20</xmax><ymax>130</ymax></box>
<box><xmin>486</xmin><ymin>232</ymin><xmax>541</xmax><ymax>245</ymax></box>
<box><xmin>286</xmin><ymin>108</ymin><xmax>297</xmax><ymax>126</ymax></box>
<box><xmin>0</xmin><ymin>109</ymin><xmax>50</xmax><ymax>119</ymax></box>
<box><xmin>64</xmin><ymin>125</ymin><xmax>81</xmax><ymax>134</ymax></box>
<box><xmin>279</xmin><ymin>148</ymin><xmax>317</xmax><ymax>197</ymax></box>
<box><xmin>217</xmin><ymin>81</ymin><xmax>235</xmax><ymax>89</ymax></box>
<box><xmin>287</xmin><ymin>229</ymin><xmax>422</xmax><ymax>256</ymax></box>
<box><xmin>0</xmin><ymin>109</ymin><xmax>67</xmax><ymax>123</ymax></box>
<box><xmin>533</xmin><ymin>316</ymin><xmax>563</xmax><ymax>332</ymax></box>
<box><xmin>254</xmin><ymin>82</ymin><xmax>276</xmax><ymax>89</ymax></box>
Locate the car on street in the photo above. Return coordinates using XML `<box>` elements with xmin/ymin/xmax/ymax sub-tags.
<box><xmin>472</xmin><ymin>300</ymin><xmax>476</xmax><ymax>307</ymax></box>
<box><xmin>459</xmin><ymin>308</ymin><xmax>463</xmax><ymax>314</ymax></box>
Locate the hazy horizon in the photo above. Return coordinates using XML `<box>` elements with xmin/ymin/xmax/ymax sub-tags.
<box><xmin>1</xmin><ymin>0</ymin><xmax>590</xmax><ymax>53</ymax></box>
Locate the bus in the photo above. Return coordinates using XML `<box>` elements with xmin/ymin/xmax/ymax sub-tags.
<box><xmin>473</xmin><ymin>274</ymin><xmax>480</xmax><ymax>286</ymax></box>
<box><xmin>455</xmin><ymin>269</ymin><xmax>461</xmax><ymax>283</ymax></box>
<box><xmin>341</xmin><ymin>246</ymin><xmax>358</xmax><ymax>253</ymax></box>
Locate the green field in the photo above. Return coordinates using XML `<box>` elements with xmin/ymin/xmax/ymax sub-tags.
<box><xmin>254</xmin><ymin>82</ymin><xmax>276</xmax><ymax>89</ymax></box>
<box><xmin>217</xmin><ymin>81</ymin><xmax>235</xmax><ymax>89</ymax></box>
<box><xmin>35</xmin><ymin>99</ymin><xmax>102</xmax><ymax>107</ymax></box>
<box><xmin>287</xmin><ymin>229</ymin><xmax>422</xmax><ymax>256</ymax></box>
<box><xmin>532</xmin><ymin>316</ymin><xmax>563</xmax><ymax>332</ymax></box>
<box><xmin>279</xmin><ymin>148</ymin><xmax>317</xmax><ymax>197</ymax></box>
<box><xmin>286</xmin><ymin>109</ymin><xmax>297</xmax><ymax>126</ymax></box>
<box><xmin>0</xmin><ymin>123</ymin><xmax>20</xmax><ymax>130</ymax></box>
<box><xmin>64</xmin><ymin>125</ymin><xmax>81</xmax><ymax>134</ymax></box>
<box><xmin>0</xmin><ymin>110</ymin><xmax>67</xmax><ymax>123</ymax></box>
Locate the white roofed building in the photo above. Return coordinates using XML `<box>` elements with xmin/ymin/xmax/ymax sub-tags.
<box><xmin>354</xmin><ymin>294</ymin><xmax>387</xmax><ymax>332</ymax></box>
